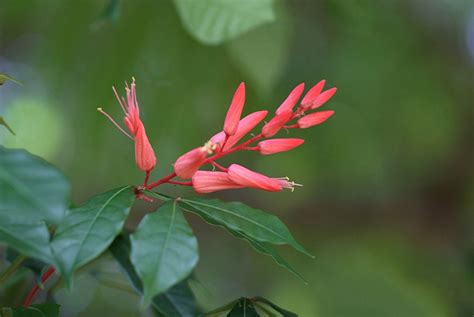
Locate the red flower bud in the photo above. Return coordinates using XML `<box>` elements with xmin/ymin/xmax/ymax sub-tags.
<box><xmin>297</xmin><ymin>110</ymin><xmax>334</xmax><ymax>128</ymax></box>
<box><xmin>309</xmin><ymin>87</ymin><xmax>337</xmax><ymax>110</ymax></box>
<box><xmin>223</xmin><ymin>82</ymin><xmax>246</xmax><ymax>136</ymax></box>
<box><xmin>261</xmin><ymin>110</ymin><xmax>293</xmax><ymax>138</ymax></box>
<box><xmin>275</xmin><ymin>83</ymin><xmax>305</xmax><ymax>115</ymax></box>
<box><xmin>211</xmin><ymin>110</ymin><xmax>268</xmax><ymax>151</ymax></box>
<box><xmin>192</xmin><ymin>171</ymin><xmax>243</xmax><ymax>193</ymax></box>
<box><xmin>257</xmin><ymin>138</ymin><xmax>304</xmax><ymax>155</ymax></box>
<box><xmin>301</xmin><ymin>80</ymin><xmax>326</xmax><ymax>108</ymax></box>
<box><xmin>174</xmin><ymin>144</ymin><xmax>212</xmax><ymax>179</ymax></box>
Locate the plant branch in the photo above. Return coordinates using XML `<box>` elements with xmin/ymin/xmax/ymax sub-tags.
<box><xmin>0</xmin><ymin>255</ymin><xmax>27</xmax><ymax>285</ymax></box>
<box><xmin>23</xmin><ymin>266</ymin><xmax>56</xmax><ymax>307</ymax></box>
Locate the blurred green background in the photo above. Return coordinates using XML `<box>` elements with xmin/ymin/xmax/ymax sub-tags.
<box><xmin>1</xmin><ymin>0</ymin><xmax>473</xmax><ymax>316</ymax></box>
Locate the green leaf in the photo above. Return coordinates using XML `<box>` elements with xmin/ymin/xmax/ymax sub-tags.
<box><xmin>6</xmin><ymin>249</ymin><xmax>48</xmax><ymax>279</ymax></box>
<box><xmin>110</xmin><ymin>235</ymin><xmax>198</xmax><ymax>317</ymax></box>
<box><xmin>227</xmin><ymin>298</ymin><xmax>260</xmax><ymax>317</ymax></box>
<box><xmin>0</xmin><ymin>146</ymin><xmax>70</xmax><ymax>224</ymax></box>
<box><xmin>227</xmin><ymin>1</ymin><xmax>291</xmax><ymax>95</ymax></box>
<box><xmin>0</xmin><ymin>210</ymin><xmax>53</xmax><ymax>264</ymax></box>
<box><xmin>91</xmin><ymin>0</ymin><xmax>122</xmax><ymax>30</ymax></box>
<box><xmin>0</xmin><ymin>73</ymin><xmax>22</xmax><ymax>86</ymax></box>
<box><xmin>0</xmin><ymin>117</ymin><xmax>15</xmax><ymax>135</ymax></box>
<box><xmin>51</xmin><ymin>186</ymin><xmax>134</xmax><ymax>285</ymax></box>
<box><xmin>7</xmin><ymin>304</ymin><xmax>60</xmax><ymax>317</ymax></box>
<box><xmin>98</xmin><ymin>0</ymin><xmax>121</xmax><ymax>22</ymax></box>
<box><xmin>253</xmin><ymin>297</ymin><xmax>298</xmax><ymax>317</ymax></box>
<box><xmin>130</xmin><ymin>200</ymin><xmax>199</xmax><ymax>306</ymax></box>
<box><xmin>143</xmin><ymin>191</ymin><xmax>306</xmax><ymax>280</ymax></box>
<box><xmin>173</xmin><ymin>0</ymin><xmax>276</xmax><ymax>45</ymax></box>
<box><xmin>179</xmin><ymin>197</ymin><xmax>313</xmax><ymax>258</ymax></box>
<box><xmin>153</xmin><ymin>279</ymin><xmax>197</xmax><ymax>317</ymax></box>
<box><xmin>203</xmin><ymin>299</ymin><xmax>239</xmax><ymax>316</ymax></box>
<box><xmin>227</xmin><ymin>227</ymin><xmax>306</xmax><ymax>282</ymax></box>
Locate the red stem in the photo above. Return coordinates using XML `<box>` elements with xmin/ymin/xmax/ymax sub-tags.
<box><xmin>167</xmin><ymin>180</ymin><xmax>192</xmax><ymax>186</ymax></box>
<box><xmin>23</xmin><ymin>266</ymin><xmax>56</xmax><ymax>307</ymax></box>
<box><xmin>146</xmin><ymin>172</ymin><xmax>177</xmax><ymax>190</ymax></box>
<box><xmin>210</xmin><ymin>161</ymin><xmax>228</xmax><ymax>172</ymax></box>
<box><xmin>143</xmin><ymin>171</ymin><xmax>150</xmax><ymax>187</ymax></box>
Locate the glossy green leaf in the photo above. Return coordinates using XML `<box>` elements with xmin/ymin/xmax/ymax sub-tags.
<box><xmin>143</xmin><ymin>191</ymin><xmax>306</xmax><ymax>280</ymax></box>
<box><xmin>51</xmin><ymin>186</ymin><xmax>134</xmax><ymax>284</ymax></box>
<box><xmin>253</xmin><ymin>297</ymin><xmax>297</xmax><ymax>317</ymax></box>
<box><xmin>173</xmin><ymin>0</ymin><xmax>275</xmax><ymax>45</ymax></box>
<box><xmin>130</xmin><ymin>200</ymin><xmax>198</xmax><ymax>306</ymax></box>
<box><xmin>6</xmin><ymin>304</ymin><xmax>60</xmax><ymax>317</ymax></box>
<box><xmin>110</xmin><ymin>234</ymin><xmax>198</xmax><ymax>317</ymax></box>
<box><xmin>179</xmin><ymin>197</ymin><xmax>313</xmax><ymax>258</ymax></box>
<box><xmin>0</xmin><ymin>210</ymin><xmax>53</xmax><ymax>264</ymax></box>
<box><xmin>0</xmin><ymin>117</ymin><xmax>15</xmax><ymax>135</ymax></box>
<box><xmin>227</xmin><ymin>298</ymin><xmax>260</xmax><ymax>317</ymax></box>
<box><xmin>0</xmin><ymin>146</ymin><xmax>70</xmax><ymax>224</ymax></box>
<box><xmin>0</xmin><ymin>73</ymin><xmax>22</xmax><ymax>86</ymax></box>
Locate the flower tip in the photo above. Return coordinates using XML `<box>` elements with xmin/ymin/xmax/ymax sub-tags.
<box><xmin>97</xmin><ymin>107</ymin><xmax>103</xmax><ymax>112</ymax></box>
<box><xmin>224</xmin><ymin>82</ymin><xmax>247</xmax><ymax>136</ymax></box>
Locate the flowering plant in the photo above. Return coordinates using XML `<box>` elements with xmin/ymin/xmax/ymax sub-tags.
<box><xmin>0</xmin><ymin>78</ymin><xmax>335</xmax><ymax>316</ymax></box>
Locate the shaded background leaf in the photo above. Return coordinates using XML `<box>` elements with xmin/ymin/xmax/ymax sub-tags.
<box><xmin>0</xmin><ymin>117</ymin><xmax>15</xmax><ymax>135</ymax></box>
<box><xmin>110</xmin><ymin>234</ymin><xmax>198</xmax><ymax>317</ymax></box>
<box><xmin>0</xmin><ymin>73</ymin><xmax>22</xmax><ymax>86</ymax></box>
<box><xmin>0</xmin><ymin>211</ymin><xmax>53</xmax><ymax>264</ymax></box>
<box><xmin>173</xmin><ymin>0</ymin><xmax>275</xmax><ymax>45</ymax></box>
<box><xmin>0</xmin><ymin>146</ymin><xmax>70</xmax><ymax>224</ymax></box>
<box><xmin>227</xmin><ymin>298</ymin><xmax>260</xmax><ymax>317</ymax></box>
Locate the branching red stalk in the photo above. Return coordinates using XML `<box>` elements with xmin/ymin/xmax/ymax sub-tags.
<box><xmin>145</xmin><ymin>134</ymin><xmax>264</xmax><ymax>191</ymax></box>
<box><xmin>146</xmin><ymin>172</ymin><xmax>177</xmax><ymax>190</ymax></box>
<box><xmin>210</xmin><ymin>161</ymin><xmax>228</xmax><ymax>172</ymax></box>
<box><xmin>167</xmin><ymin>180</ymin><xmax>192</xmax><ymax>186</ymax></box>
<box><xmin>23</xmin><ymin>266</ymin><xmax>56</xmax><ymax>307</ymax></box>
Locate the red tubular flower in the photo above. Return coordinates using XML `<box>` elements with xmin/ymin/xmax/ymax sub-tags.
<box><xmin>300</xmin><ymin>80</ymin><xmax>326</xmax><ymax>109</ymax></box>
<box><xmin>211</xmin><ymin>110</ymin><xmax>268</xmax><ymax>151</ymax></box>
<box><xmin>228</xmin><ymin>164</ymin><xmax>281</xmax><ymax>191</ymax></box>
<box><xmin>134</xmin><ymin>121</ymin><xmax>157</xmax><ymax>172</ymax></box>
<box><xmin>192</xmin><ymin>171</ymin><xmax>244</xmax><ymax>193</ymax></box>
<box><xmin>261</xmin><ymin>110</ymin><xmax>293</xmax><ymax>138</ymax></box>
<box><xmin>309</xmin><ymin>87</ymin><xmax>337</xmax><ymax>110</ymax></box>
<box><xmin>174</xmin><ymin>142</ymin><xmax>215</xmax><ymax>179</ymax></box>
<box><xmin>297</xmin><ymin>110</ymin><xmax>335</xmax><ymax>128</ymax></box>
<box><xmin>98</xmin><ymin>78</ymin><xmax>156</xmax><ymax>172</ymax></box>
<box><xmin>257</xmin><ymin>138</ymin><xmax>304</xmax><ymax>155</ymax></box>
<box><xmin>275</xmin><ymin>83</ymin><xmax>305</xmax><ymax>115</ymax></box>
<box><xmin>223</xmin><ymin>82</ymin><xmax>246</xmax><ymax>136</ymax></box>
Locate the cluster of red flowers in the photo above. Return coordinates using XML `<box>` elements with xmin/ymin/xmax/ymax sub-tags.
<box><xmin>99</xmin><ymin>79</ymin><xmax>336</xmax><ymax>194</ymax></box>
